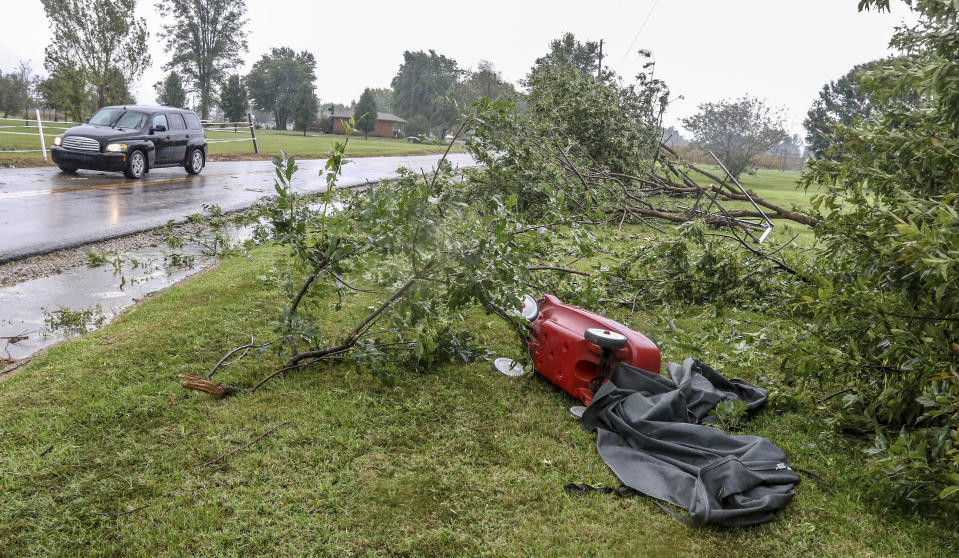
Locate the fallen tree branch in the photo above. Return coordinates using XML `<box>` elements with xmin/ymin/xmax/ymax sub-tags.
<box><xmin>251</xmin><ymin>355</ymin><xmax>345</xmax><ymax>393</ymax></box>
<box><xmin>178</xmin><ymin>374</ymin><xmax>245</xmax><ymax>398</ymax></box>
<box><xmin>0</xmin><ymin>359</ymin><xmax>31</xmax><ymax>378</ymax></box>
<box><xmin>528</xmin><ymin>266</ymin><xmax>592</xmax><ymax>277</ymax></box>
<box><xmin>196</xmin><ymin>421</ymin><xmax>291</xmax><ymax>470</ymax></box>
<box><xmin>659</xmin><ymin>143</ymin><xmax>819</xmax><ymax>226</ymax></box>
<box><xmin>284</xmin><ymin>271</ymin><xmax>425</xmax><ymax>368</ymax></box>
<box><xmin>208</xmin><ymin>335</ymin><xmax>255</xmax><ymax>379</ymax></box>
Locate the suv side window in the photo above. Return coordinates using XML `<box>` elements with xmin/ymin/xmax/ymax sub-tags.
<box><xmin>184</xmin><ymin>113</ymin><xmax>202</xmax><ymax>130</ymax></box>
<box><xmin>168</xmin><ymin>114</ymin><xmax>186</xmax><ymax>130</ymax></box>
<box><xmin>152</xmin><ymin>114</ymin><xmax>168</xmax><ymax>130</ymax></box>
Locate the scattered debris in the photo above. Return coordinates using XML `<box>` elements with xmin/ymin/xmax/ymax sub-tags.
<box><xmin>1</xmin><ymin>334</ymin><xmax>28</xmax><ymax>343</ymax></box>
<box><xmin>41</xmin><ymin>305</ymin><xmax>105</xmax><ymax>334</ymax></box>
<box><xmin>1</xmin><ymin>359</ymin><xmax>31</xmax><ymax>377</ymax></box>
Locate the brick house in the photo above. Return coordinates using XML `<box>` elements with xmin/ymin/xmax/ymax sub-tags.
<box><xmin>330</xmin><ymin>109</ymin><xmax>407</xmax><ymax>137</ymax></box>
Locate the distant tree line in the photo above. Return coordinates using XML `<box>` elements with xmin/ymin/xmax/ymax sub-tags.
<box><xmin>20</xmin><ymin>0</ymin><xmax>526</xmax><ymax>136</ymax></box>
<box><xmin>21</xmin><ymin>0</ymin><xmax>877</xmax><ymax>154</ymax></box>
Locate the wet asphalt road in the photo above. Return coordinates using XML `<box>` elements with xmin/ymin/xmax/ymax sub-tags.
<box><xmin>0</xmin><ymin>153</ymin><xmax>474</xmax><ymax>263</ymax></box>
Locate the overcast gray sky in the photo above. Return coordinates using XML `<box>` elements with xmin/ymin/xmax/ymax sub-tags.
<box><xmin>1</xmin><ymin>0</ymin><xmax>916</xmax><ymax>136</ymax></box>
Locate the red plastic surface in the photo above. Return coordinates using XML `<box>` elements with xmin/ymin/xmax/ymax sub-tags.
<box><xmin>525</xmin><ymin>295</ymin><xmax>661</xmax><ymax>405</ymax></box>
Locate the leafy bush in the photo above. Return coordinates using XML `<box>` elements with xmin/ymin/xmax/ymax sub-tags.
<box><xmin>404</xmin><ymin>114</ymin><xmax>430</xmax><ymax>137</ymax></box>
<box><xmin>599</xmin><ymin>223</ymin><xmax>785</xmax><ymax>309</ymax></box>
<box><xmin>782</xmin><ymin>0</ymin><xmax>959</xmax><ymax>505</ymax></box>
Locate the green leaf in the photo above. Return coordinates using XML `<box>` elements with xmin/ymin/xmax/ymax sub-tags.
<box><xmin>937</xmin><ymin>485</ymin><xmax>959</xmax><ymax>500</ymax></box>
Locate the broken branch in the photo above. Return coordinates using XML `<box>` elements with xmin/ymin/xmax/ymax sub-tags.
<box><xmin>178</xmin><ymin>374</ymin><xmax>245</xmax><ymax>398</ymax></box>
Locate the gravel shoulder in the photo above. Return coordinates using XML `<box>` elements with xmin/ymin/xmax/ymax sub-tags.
<box><xmin>0</xmin><ymin>221</ymin><xmax>203</xmax><ymax>289</ymax></box>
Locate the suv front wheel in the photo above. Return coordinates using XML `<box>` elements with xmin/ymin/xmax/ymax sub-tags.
<box><xmin>124</xmin><ymin>150</ymin><xmax>146</xmax><ymax>179</ymax></box>
<box><xmin>185</xmin><ymin>148</ymin><xmax>204</xmax><ymax>175</ymax></box>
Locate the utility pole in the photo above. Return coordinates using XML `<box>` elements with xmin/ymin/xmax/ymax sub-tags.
<box><xmin>597</xmin><ymin>39</ymin><xmax>604</xmax><ymax>79</ymax></box>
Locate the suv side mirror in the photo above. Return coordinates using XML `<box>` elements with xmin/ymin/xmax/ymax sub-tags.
<box><xmin>85</xmin><ymin>117</ymin><xmax>90</xmax><ymax>123</ymax></box>
<box><xmin>151</xmin><ymin>124</ymin><xmax>167</xmax><ymax>133</ymax></box>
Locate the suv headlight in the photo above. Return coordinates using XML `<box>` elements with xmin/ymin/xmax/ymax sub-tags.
<box><xmin>105</xmin><ymin>143</ymin><xmax>127</xmax><ymax>152</ymax></box>
<box><xmin>53</xmin><ymin>136</ymin><xmax>62</xmax><ymax>146</ymax></box>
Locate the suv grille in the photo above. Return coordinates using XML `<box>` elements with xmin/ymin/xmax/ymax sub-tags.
<box><xmin>62</xmin><ymin>136</ymin><xmax>100</xmax><ymax>152</ymax></box>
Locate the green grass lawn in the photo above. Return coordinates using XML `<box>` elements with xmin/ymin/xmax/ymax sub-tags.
<box><xmin>2</xmin><ymin>237</ymin><xmax>956</xmax><ymax>556</ymax></box>
<box><xmin>0</xmin><ymin>116</ymin><xmax>67</xmax><ymax>162</ymax></box>
<box><xmin>0</xmin><ymin>118</ymin><xmax>459</xmax><ymax>166</ymax></box>
<box><xmin>204</xmin><ymin>128</ymin><xmax>460</xmax><ymax>160</ymax></box>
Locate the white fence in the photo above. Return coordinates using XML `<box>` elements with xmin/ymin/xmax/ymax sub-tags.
<box><xmin>0</xmin><ymin>111</ymin><xmax>78</xmax><ymax>158</ymax></box>
<box><xmin>201</xmin><ymin>115</ymin><xmax>259</xmax><ymax>153</ymax></box>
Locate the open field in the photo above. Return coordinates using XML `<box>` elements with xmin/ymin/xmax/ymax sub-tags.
<box><xmin>0</xmin><ymin>117</ymin><xmax>459</xmax><ymax>167</ymax></box>
<box><xmin>1</xmin><ymin>216</ymin><xmax>956</xmax><ymax>555</ymax></box>
<box><xmin>205</xmin><ymin>129</ymin><xmax>460</xmax><ymax>160</ymax></box>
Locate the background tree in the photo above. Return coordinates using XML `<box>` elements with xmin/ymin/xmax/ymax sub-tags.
<box><xmin>429</xmin><ymin>62</ymin><xmax>519</xmax><ymax>137</ymax></box>
<box><xmin>0</xmin><ymin>62</ymin><xmax>35</xmax><ymax>118</ymax></box>
<box><xmin>246</xmin><ymin>47</ymin><xmax>317</xmax><ymax>130</ymax></box>
<box><xmin>368</xmin><ymin>88</ymin><xmax>394</xmax><ymax>114</ymax></box>
<box><xmin>289</xmin><ymin>83</ymin><xmax>318</xmax><ymax>136</ymax></box>
<box><xmin>156</xmin><ymin>0</ymin><xmax>249</xmax><ymax>120</ymax></box>
<box><xmin>353</xmin><ymin>88</ymin><xmax>378</xmax><ymax>139</ymax></box>
<box><xmin>41</xmin><ymin>0</ymin><xmax>149</xmax><ymax>108</ymax></box>
<box><xmin>154</xmin><ymin>71</ymin><xmax>187</xmax><ymax>108</ymax></box>
<box><xmin>101</xmin><ymin>67</ymin><xmax>135</xmax><ymax>106</ymax></box>
<box><xmin>390</xmin><ymin>50</ymin><xmax>462</xmax><ymax>127</ymax></box>
<box><xmin>0</xmin><ymin>72</ymin><xmax>15</xmax><ymax>118</ymax></box>
<box><xmin>803</xmin><ymin>59</ymin><xmax>885</xmax><ymax>159</ymax></box>
<box><xmin>524</xmin><ymin>48</ymin><xmax>669</xmax><ymax>175</ymax></box>
<box><xmin>530</xmin><ymin>32</ymin><xmax>610</xmax><ymax>81</ymax></box>
<box><xmin>404</xmin><ymin>114</ymin><xmax>430</xmax><ymax>137</ymax></box>
<box><xmin>37</xmin><ymin>66</ymin><xmax>89</xmax><ymax>121</ymax></box>
<box><xmin>219</xmin><ymin>74</ymin><xmax>248</xmax><ymax>122</ymax></box>
<box><xmin>682</xmin><ymin>96</ymin><xmax>787</xmax><ymax>179</ymax></box>
<box><xmin>469</xmin><ymin>60</ymin><xmax>515</xmax><ymax>100</ymax></box>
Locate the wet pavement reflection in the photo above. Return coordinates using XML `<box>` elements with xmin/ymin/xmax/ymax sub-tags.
<box><xmin>0</xmin><ymin>153</ymin><xmax>474</xmax><ymax>262</ymax></box>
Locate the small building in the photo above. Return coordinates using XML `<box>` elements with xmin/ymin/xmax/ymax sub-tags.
<box><xmin>330</xmin><ymin>109</ymin><xmax>407</xmax><ymax>137</ymax></box>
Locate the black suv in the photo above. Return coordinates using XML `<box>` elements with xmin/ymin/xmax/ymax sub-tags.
<box><xmin>52</xmin><ymin>105</ymin><xmax>208</xmax><ymax>179</ymax></box>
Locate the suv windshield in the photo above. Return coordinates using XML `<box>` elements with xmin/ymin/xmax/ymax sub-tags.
<box><xmin>88</xmin><ymin>109</ymin><xmax>148</xmax><ymax>129</ymax></box>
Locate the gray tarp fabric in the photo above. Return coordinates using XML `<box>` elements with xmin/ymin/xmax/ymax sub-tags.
<box><xmin>580</xmin><ymin>358</ymin><xmax>799</xmax><ymax>527</ymax></box>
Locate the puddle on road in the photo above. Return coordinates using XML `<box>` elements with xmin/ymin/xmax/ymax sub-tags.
<box><xmin>0</xmin><ymin>200</ymin><xmax>343</xmax><ymax>363</ymax></box>
<box><xmin>0</xmin><ymin>223</ymin><xmax>253</xmax><ymax>362</ymax></box>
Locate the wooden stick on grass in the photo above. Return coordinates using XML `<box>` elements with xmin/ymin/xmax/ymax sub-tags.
<box><xmin>196</xmin><ymin>421</ymin><xmax>291</xmax><ymax>470</ymax></box>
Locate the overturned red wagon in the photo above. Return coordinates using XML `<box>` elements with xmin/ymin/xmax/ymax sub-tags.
<box><xmin>503</xmin><ymin>294</ymin><xmax>661</xmax><ymax>406</ymax></box>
